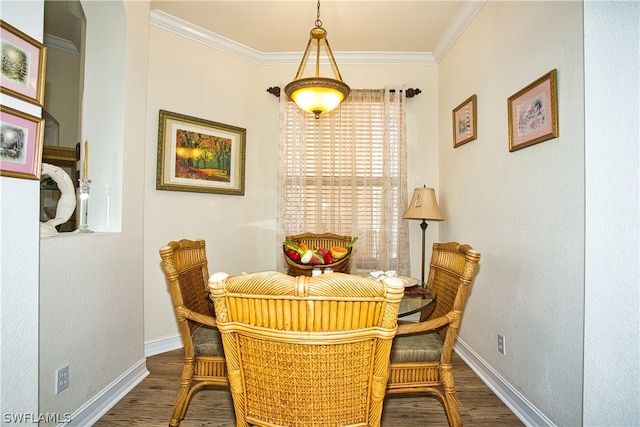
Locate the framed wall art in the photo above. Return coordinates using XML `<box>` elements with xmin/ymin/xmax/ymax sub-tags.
<box><xmin>508</xmin><ymin>69</ymin><xmax>558</xmax><ymax>152</ymax></box>
<box><xmin>452</xmin><ymin>94</ymin><xmax>477</xmax><ymax>148</ymax></box>
<box><xmin>1</xmin><ymin>105</ymin><xmax>45</xmax><ymax>180</ymax></box>
<box><xmin>1</xmin><ymin>20</ymin><xmax>47</xmax><ymax>106</ymax></box>
<box><xmin>156</xmin><ymin>110</ymin><xmax>246</xmax><ymax>195</ymax></box>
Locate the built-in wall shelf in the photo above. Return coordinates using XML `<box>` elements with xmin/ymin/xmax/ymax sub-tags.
<box><xmin>40</xmin><ymin>145</ymin><xmax>79</xmax><ymax>232</ymax></box>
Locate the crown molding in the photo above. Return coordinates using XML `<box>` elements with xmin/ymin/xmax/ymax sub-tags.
<box><xmin>150</xmin><ymin>10</ymin><xmax>264</xmax><ymax>64</ymax></box>
<box><xmin>262</xmin><ymin>51</ymin><xmax>436</xmax><ymax>66</ymax></box>
<box><xmin>150</xmin><ymin>9</ymin><xmax>437</xmax><ymax>66</ymax></box>
<box><xmin>336</xmin><ymin>51</ymin><xmax>436</xmax><ymax>66</ymax></box>
<box><xmin>44</xmin><ymin>33</ymin><xmax>79</xmax><ymax>55</ymax></box>
<box><xmin>433</xmin><ymin>0</ymin><xmax>486</xmax><ymax>62</ymax></box>
<box><xmin>150</xmin><ymin>3</ymin><xmax>484</xmax><ymax>66</ymax></box>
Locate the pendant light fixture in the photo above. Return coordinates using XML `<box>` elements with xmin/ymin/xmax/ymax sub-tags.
<box><xmin>284</xmin><ymin>0</ymin><xmax>350</xmax><ymax>119</ymax></box>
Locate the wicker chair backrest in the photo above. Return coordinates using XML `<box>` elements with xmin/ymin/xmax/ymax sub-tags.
<box><xmin>160</xmin><ymin>239</ymin><xmax>212</xmax><ymax>334</ymax></box>
<box><xmin>426</xmin><ymin>242</ymin><xmax>481</xmax><ymax>339</ymax></box>
<box><xmin>209</xmin><ymin>271</ymin><xmax>404</xmax><ymax>427</ymax></box>
<box><xmin>285</xmin><ymin>232</ymin><xmax>352</xmax><ymax>251</ymax></box>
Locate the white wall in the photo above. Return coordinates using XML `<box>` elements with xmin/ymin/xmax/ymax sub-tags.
<box><xmin>143</xmin><ymin>25</ymin><xmax>267</xmax><ymax>346</ymax></box>
<box><xmin>0</xmin><ymin>2</ymin><xmax>44</xmax><ymax>424</ymax></box>
<box><xmin>38</xmin><ymin>1</ymin><xmax>149</xmax><ymax>423</ymax></box>
<box><xmin>438</xmin><ymin>2</ymin><xmax>584</xmax><ymax>425</ymax></box>
<box><xmin>583</xmin><ymin>2</ymin><xmax>640</xmax><ymax>425</ymax></box>
<box><xmin>142</xmin><ymin>22</ymin><xmax>441</xmax><ymax>347</ymax></box>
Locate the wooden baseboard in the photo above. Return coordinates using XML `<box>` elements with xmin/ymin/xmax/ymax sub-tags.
<box><xmin>455</xmin><ymin>338</ymin><xmax>556</xmax><ymax>427</ymax></box>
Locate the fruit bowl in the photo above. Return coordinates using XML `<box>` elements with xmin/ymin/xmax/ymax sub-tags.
<box><xmin>283</xmin><ymin>246</ymin><xmax>352</xmax><ymax>276</ymax></box>
<box><xmin>282</xmin><ymin>232</ymin><xmax>356</xmax><ymax>277</ymax></box>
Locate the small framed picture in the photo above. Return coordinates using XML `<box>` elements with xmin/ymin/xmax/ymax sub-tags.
<box><xmin>1</xmin><ymin>20</ymin><xmax>47</xmax><ymax>106</ymax></box>
<box><xmin>156</xmin><ymin>110</ymin><xmax>246</xmax><ymax>195</ymax></box>
<box><xmin>508</xmin><ymin>69</ymin><xmax>558</xmax><ymax>152</ymax></box>
<box><xmin>452</xmin><ymin>95</ymin><xmax>477</xmax><ymax>148</ymax></box>
<box><xmin>1</xmin><ymin>105</ymin><xmax>45</xmax><ymax>180</ymax></box>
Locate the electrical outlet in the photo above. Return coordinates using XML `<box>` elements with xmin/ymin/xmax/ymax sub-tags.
<box><xmin>498</xmin><ymin>335</ymin><xmax>506</xmax><ymax>355</ymax></box>
<box><xmin>55</xmin><ymin>365</ymin><xmax>69</xmax><ymax>394</ymax></box>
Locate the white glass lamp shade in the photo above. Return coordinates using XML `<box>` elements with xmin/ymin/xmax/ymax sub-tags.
<box><xmin>285</xmin><ymin>77</ymin><xmax>350</xmax><ymax>118</ymax></box>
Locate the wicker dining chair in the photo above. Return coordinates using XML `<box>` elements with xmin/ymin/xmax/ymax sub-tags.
<box><xmin>209</xmin><ymin>271</ymin><xmax>404</xmax><ymax>427</ymax></box>
<box><xmin>386</xmin><ymin>242</ymin><xmax>481</xmax><ymax>427</ymax></box>
<box><xmin>159</xmin><ymin>239</ymin><xmax>228</xmax><ymax>427</ymax></box>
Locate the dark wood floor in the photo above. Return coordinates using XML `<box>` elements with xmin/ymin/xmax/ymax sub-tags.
<box><xmin>95</xmin><ymin>348</ymin><xmax>524</xmax><ymax>426</ymax></box>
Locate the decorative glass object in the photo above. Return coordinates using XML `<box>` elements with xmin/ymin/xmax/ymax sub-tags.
<box><xmin>77</xmin><ymin>179</ymin><xmax>93</xmax><ymax>233</ymax></box>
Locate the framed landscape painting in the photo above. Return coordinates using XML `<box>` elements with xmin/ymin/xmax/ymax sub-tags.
<box><xmin>1</xmin><ymin>105</ymin><xmax>44</xmax><ymax>180</ymax></box>
<box><xmin>156</xmin><ymin>110</ymin><xmax>246</xmax><ymax>195</ymax></box>
<box><xmin>508</xmin><ymin>69</ymin><xmax>558</xmax><ymax>152</ymax></box>
<box><xmin>1</xmin><ymin>20</ymin><xmax>47</xmax><ymax>106</ymax></box>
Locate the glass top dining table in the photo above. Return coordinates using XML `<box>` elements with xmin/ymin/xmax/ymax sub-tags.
<box><xmin>352</xmin><ymin>271</ymin><xmax>436</xmax><ymax>322</ymax></box>
<box><xmin>273</xmin><ymin>269</ymin><xmax>436</xmax><ymax>322</ymax></box>
<box><xmin>398</xmin><ymin>284</ymin><xmax>436</xmax><ymax>322</ymax></box>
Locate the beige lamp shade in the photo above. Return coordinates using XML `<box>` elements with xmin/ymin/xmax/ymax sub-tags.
<box><xmin>403</xmin><ymin>187</ymin><xmax>444</xmax><ymax>221</ymax></box>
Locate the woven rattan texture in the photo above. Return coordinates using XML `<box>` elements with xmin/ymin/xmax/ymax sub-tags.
<box><xmin>240</xmin><ymin>336</ymin><xmax>372</xmax><ymax>426</ymax></box>
<box><xmin>159</xmin><ymin>239</ymin><xmax>229</xmax><ymax>427</ymax></box>
<box><xmin>286</xmin><ymin>232</ymin><xmax>352</xmax><ymax>252</ymax></box>
<box><xmin>179</xmin><ymin>266</ymin><xmax>212</xmax><ymax>333</ymax></box>
<box><xmin>209</xmin><ymin>271</ymin><xmax>403</xmax><ymax>427</ymax></box>
<box><xmin>386</xmin><ymin>242</ymin><xmax>481</xmax><ymax>427</ymax></box>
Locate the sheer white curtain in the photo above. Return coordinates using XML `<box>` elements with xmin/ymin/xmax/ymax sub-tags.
<box><xmin>277</xmin><ymin>87</ymin><xmax>410</xmax><ymax>275</ymax></box>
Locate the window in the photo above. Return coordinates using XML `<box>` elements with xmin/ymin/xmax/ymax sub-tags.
<box><xmin>277</xmin><ymin>88</ymin><xmax>410</xmax><ymax>274</ymax></box>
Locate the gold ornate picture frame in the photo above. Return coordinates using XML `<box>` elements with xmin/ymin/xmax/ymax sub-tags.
<box><xmin>1</xmin><ymin>20</ymin><xmax>47</xmax><ymax>106</ymax></box>
<box><xmin>0</xmin><ymin>105</ymin><xmax>45</xmax><ymax>180</ymax></box>
<box><xmin>508</xmin><ymin>69</ymin><xmax>558</xmax><ymax>152</ymax></box>
<box><xmin>156</xmin><ymin>110</ymin><xmax>246</xmax><ymax>195</ymax></box>
<box><xmin>452</xmin><ymin>94</ymin><xmax>477</xmax><ymax>148</ymax></box>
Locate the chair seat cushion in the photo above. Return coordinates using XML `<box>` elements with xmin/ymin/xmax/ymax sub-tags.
<box><xmin>390</xmin><ymin>331</ymin><xmax>443</xmax><ymax>363</ymax></box>
<box><xmin>192</xmin><ymin>325</ymin><xmax>224</xmax><ymax>357</ymax></box>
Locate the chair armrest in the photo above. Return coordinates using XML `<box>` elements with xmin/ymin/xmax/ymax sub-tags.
<box><xmin>395</xmin><ymin>310</ymin><xmax>459</xmax><ymax>336</ymax></box>
<box><xmin>177</xmin><ymin>306</ymin><xmax>217</xmax><ymax>328</ymax></box>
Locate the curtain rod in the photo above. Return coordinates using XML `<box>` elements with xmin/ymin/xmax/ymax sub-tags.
<box><xmin>266</xmin><ymin>87</ymin><xmax>421</xmax><ymax>98</ymax></box>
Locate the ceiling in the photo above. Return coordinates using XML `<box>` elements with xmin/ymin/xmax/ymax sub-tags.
<box><xmin>149</xmin><ymin>1</ymin><xmax>469</xmax><ymax>54</ymax></box>
<box><xmin>45</xmin><ymin>1</ymin><xmax>478</xmax><ymax>56</ymax></box>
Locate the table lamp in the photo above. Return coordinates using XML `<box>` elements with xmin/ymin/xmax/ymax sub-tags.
<box><xmin>403</xmin><ymin>186</ymin><xmax>444</xmax><ymax>283</ymax></box>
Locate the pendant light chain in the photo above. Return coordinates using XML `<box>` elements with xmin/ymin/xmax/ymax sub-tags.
<box><xmin>314</xmin><ymin>1</ymin><xmax>322</xmax><ymax>77</ymax></box>
<box><xmin>315</xmin><ymin>0</ymin><xmax>322</xmax><ymax>28</ymax></box>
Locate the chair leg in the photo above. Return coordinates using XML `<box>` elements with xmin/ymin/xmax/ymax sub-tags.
<box><xmin>440</xmin><ymin>363</ymin><xmax>463</xmax><ymax>427</ymax></box>
<box><xmin>169</xmin><ymin>359</ymin><xmax>195</xmax><ymax>427</ymax></box>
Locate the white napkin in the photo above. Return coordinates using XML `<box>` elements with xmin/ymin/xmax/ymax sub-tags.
<box><xmin>370</xmin><ymin>270</ymin><xmax>397</xmax><ymax>280</ymax></box>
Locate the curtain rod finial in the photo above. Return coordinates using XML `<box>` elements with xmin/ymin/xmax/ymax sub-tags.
<box><xmin>405</xmin><ymin>88</ymin><xmax>421</xmax><ymax>98</ymax></box>
<box><xmin>267</xmin><ymin>87</ymin><xmax>281</xmax><ymax>97</ymax></box>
